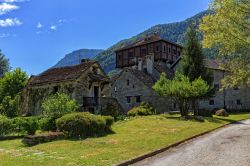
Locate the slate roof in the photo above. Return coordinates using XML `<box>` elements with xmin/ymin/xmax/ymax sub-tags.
<box><xmin>125</xmin><ymin>68</ymin><xmax>155</xmax><ymax>88</ymax></box>
<box><xmin>116</xmin><ymin>34</ymin><xmax>183</xmax><ymax>52</ymax></box>
<box><xmin>204</xmin><ymin>59</ymin><xmax>222</xmax><ymax>70</ymax></box>
<box><xmin>154</xmin><ymin>63</ymin><xmax>175</xmax><ymax>79</ymax></box>
<box><xmin>28</xmin><ymin>60</ymin><xmax>97</xmax><ymax>86</ymax></box>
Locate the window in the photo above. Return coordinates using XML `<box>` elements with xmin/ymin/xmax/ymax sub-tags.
<box><xmin>237</xmin><ymin>100</ymin><xmax>241</xmax><ymax>105</ymax></box>
<box><xmin>136</xmin><ymin>96</ymin><xmax>141</xmax><ymax>103</ymax></box>
<box><xmin>169</xmin><ymin>48</ymin><xmax>171</xmax><ymax>53</ymax></box>
<box><xmin>156</xmin><ymin>46</ymin><xmax>159</xmax><ymax>52</ymax></box>
<box><xmin>53</xmin><ymin>86</ymin><xmax>59</xmax><ymax>94</ymax></box>
<box><xmin>233</xmin><ymin>86</ymin><xmax>239</xmax><ymax>90</ymax></box>
<box><xmin>127</xmin><ymin>80</ymin><xmax>130</xmax><ymax>86</ymax></box>
<box><xmin>163</xmin><ymin>46</ymin><xmax>166</xmax><ymax>52</ymax></box>
<box><xmin>177</xmin><ymin>51</ymin><xmax>181</xmax><ymax>56</ymax></box>
<box><xmin>214</xmin><ymin>84</ymin><xmax>219</xmax><ymax>91</ymax></box>
<box><xmin>209</xmin><ymin>100</ymin><xmax>215</xmax><ymax>105</ymax></box>
<box><xmin>126</xmin><ymin>96</ymin><xmax>131</xmax><ymax>103</ymax></box>
<box><xmin>133</xmin><ymin>85</ymin><xmax>135</xmax><ymax>88</ymax></box>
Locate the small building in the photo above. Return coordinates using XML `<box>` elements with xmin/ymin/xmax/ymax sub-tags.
<box><xmin>199</xmin><ymin>59</ymin><xmax>250</xmax><ymax>111</ymax></box>
<box><xmin>20</xmin><ymin>60</ymin><xmax>119</xmax><ymax>115</ymax></box>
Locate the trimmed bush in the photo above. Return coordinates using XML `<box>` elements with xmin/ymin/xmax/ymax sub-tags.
<box><xmin>215</xmin><ymin>109</ymin><xmax>229</xmax><ymax>117</ymax></box>
<box><xmin>100</xmin><ymin>103</ymin><xmax>119</xmax><ymax>119</ymax></box>
<box><xmin>39</xmin><ymin>117</ymin><xmax>57</xmax><ymax>132</ymax></box>
<box><xmin>56</xmin><ymin>112</ymin><xmax>114</xmax><ymax>138</ymax></box>
<box><xmin>128</xmin><ymin>102</ymin><xmax>155</xmax><ymax>117</ymax></box>
<box><xmin>0</xmin><ymin>115</ymin><xmax>14</xmax><ymax>136</ymax></box>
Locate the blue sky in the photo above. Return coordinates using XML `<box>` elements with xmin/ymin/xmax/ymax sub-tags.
<box><xmin>0</xmin><ymin>0</ymin><xmax>211</xmax><ymax>75</ymax></box>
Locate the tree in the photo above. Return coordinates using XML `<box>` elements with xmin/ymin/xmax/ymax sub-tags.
<box><xmin>0</xmin><ymin>50</ymin><xmax>10</xmax><ymax>77</ymax></box>
<box><xmin>200</xmin><ymin>0</ymin><xmax>250</xmax><ymax>87</ymax></box>
<box><xmin>0</xmin><ymin>68</ymin><xmax>28</xmax><ymax>117</ymax></box>
<box><xmin>42</xmin><ymin>93</ymin><xmax>79</xmax><ymax>118</ymax></box>
<box><xmin>181</xmin><ymin>25</ymin><xmax>213</xmax><ymax>115</ymax></box>
<box><xmin>153</xmin><ymin>73</ymin><xmax>209</xmax><ymax>117</ymax></box>
<box><xmin>0</xmin><ymin>68</ymin><xmax>28</xmax><ymax>103</ymax></box>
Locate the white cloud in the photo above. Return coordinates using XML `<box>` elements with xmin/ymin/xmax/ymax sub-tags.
<box><xmin>0</xmin><ymin>33</ymin><xmax>16</xmax><ymax>38</ymax></box>
<box><xmin>0</xmin><ymin>2</ymin><xmax>19</xmax><ymax>15</ymax></box>
<box><xmin>37</xmin><ymin>22</ymin><xmax>43</xmax><ymax>28</ymax></box>
<box><xmin>0</xmin><ymin>0</ymin><xmax>29</xmax><ymax>3</ymax></box>
<box><xmin>50</xmin><ymin>25</ymin><xmax>56</xmax><ymax>30</ymax></box>
<box><xmin>0</xmin><ymin>18</ymin><xmax>22</xmax><ymax>27</ymax></box>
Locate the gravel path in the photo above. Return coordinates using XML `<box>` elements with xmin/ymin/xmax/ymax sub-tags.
<box><xmin>133</xmin><ymin>119</ymin><xmax>250</xmax><ymax>166</ymax></box>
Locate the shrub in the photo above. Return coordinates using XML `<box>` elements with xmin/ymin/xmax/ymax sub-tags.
<box><xmin>56</xmin><ymin>112</ymin><xmax>114</xmax><ymax>138</ymax></box>
<box><xmin>128</xmin><ymin>102</ymin><xmax>155</xmax><ymax>117</ymax></box>
<box><xmin>215</xmin><ymin>109</ymin><xmax>229</xmax><ymax>117</ymax></box>
<box><xmin>12</xmin><ymin>117</ymin><xmax>39</xmax><ymax>135</ymax></box>
<box><xmin>39</xmin><ymin>117</ymin><xmax>57</xmax><ymax>132</ymax></box>
<box><xmin>42</xmin><ymin>93</ymin><xmax>79</xmax><ymax>118</ymax></box>
<box><xmin>100</xmin><ymin>103</ymin><xmax>119</xmax><ymax>119</ymax></box>
<box><xmin>0</xmin><ymin>115</ymin><xmax>14</xmax><ymax>136</ymax></box>
<box><xmin>0</xmin><ymin>95</ymin><xmax>20</xmax><ymax>118</ymax></box>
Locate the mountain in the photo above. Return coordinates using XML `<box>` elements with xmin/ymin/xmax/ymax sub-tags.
<box><xmin>52</xmin><ymin>49</ymin><xmax>104</xmax><ymax>68</ymax></box>
<box><xmin>94</xmin><ymin>10</ymin><xmax>213</xmax><ymax>73</ymax></box>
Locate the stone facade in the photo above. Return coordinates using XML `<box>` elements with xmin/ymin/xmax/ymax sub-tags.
<box><xmin>20</xmin><ymin>60</ymin><xmax>116</xmax><ymax>115</ymax></box>
<box><xmin>111</xmin><ymin>68</ymin><xmax>173</xmax><ymax>113</ymax></box>
<box><xmin>199</xmin><ymin>67</ymin><xmax>250</xmax><ymax>111</ymax></box>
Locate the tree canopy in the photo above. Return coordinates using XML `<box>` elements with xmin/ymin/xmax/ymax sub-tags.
<box><xmin>153</xmin><ymin>73</ymin><xmax>209</xmax><ymax>117</ymax></box>
<box><xmin>200</xmin><ymin>0</ymin><xmax>250</xmax><ymax>87</ymax></box>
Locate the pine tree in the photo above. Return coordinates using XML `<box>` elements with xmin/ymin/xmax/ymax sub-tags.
<box><xmin>181</xmin><ymin>25</ymin><xmax>213</xmax><ymax>115</ymax></box>
<box><xmin>0</xmin><ymin>50</ymin><xmax>10</xmax><ymax>77</ymax></box>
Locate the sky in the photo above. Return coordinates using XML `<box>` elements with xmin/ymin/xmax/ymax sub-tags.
<box><xmin>0</xmin><ymin>0</ymin><xmax>211</xmax><ymax>75</ymax></box>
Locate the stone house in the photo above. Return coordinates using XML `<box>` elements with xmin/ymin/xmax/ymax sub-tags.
<box><xmin>198</xmin><ymin>59</ymin><xmax>250</xmax><ymax>111</ymax></box>
<box><xmin>20</xmin><ymin>60</ymin><xmax>119</xmax><ymax>115</ymax></box>
<box><xmin>112</xmin><ymin>34</ymin><xmax>180</xmax><ymax>113</ymax></box>
<box><xmin>112</xmin><ymin>34</ymin><xmax>250</xmax><ymax>113</ymax></box>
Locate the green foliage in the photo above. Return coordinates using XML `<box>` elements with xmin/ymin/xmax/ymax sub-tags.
<box><xmin>0</xmin><ymin>68</ymin><xmax>28</xmax><ymax>102</ymax></box>
<box><xmin>56</xmin><ymin>112</ymin><xmax>114</xmax><ymax>138</ymax></box>
<box><xmin>42</xmin><ymin>93</ymin><xmax>79</xmax><ymax>118</ymax></box>
<box><xmin>153</xmin><ymin>73</ymin><xmax>209</xmax><ymax>117</ymax></box>
<box><xmin>12</xmin><ymin>117</ymin><xmax>40</xmax><ymax>135</ymax></box>
<box><xmin>100</xmin><ymin>102</ymin><xmax>119</xmax><ymax>119</ymax></box>
<box><xmin>200</xmin><ymin>0</ymin><xmax>250</xmax><ymax>87</ymax></box>
<box><xmin>128</xmin><ymin>102</ymin><xmax>155</xmax><ymax>117</ymax></box>
<box><xmin>39</xmin><ymin>117</ymin><xmax>57</xmax><ymax>132</ymax></box>
<box><xmin>0</xmin><ymin>115</ymin><xmax>14</xmax><ymax>136</ymax></box>
<box><xmin>0</xmin><ymin>50</ymin><xmax>10</xmax><ymax>76</ymax></box>
<box><xmin>0</xmin><ymin>95</ymin><xmax>20</xmax><ymax>118</ymax></box>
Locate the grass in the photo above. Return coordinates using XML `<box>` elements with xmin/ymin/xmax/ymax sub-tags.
<box><xmin>0</xmin><ymin>113</ymin><xmax>250</xmax><ymax>166</ymax></box>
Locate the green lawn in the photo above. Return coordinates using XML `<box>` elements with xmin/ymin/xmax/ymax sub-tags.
<box><xmin>0</xmin><ymin>113</ymin><xmax>250</xmax><ymax>166</ymax></box>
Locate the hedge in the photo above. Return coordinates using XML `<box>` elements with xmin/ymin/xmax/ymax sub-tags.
<box><xmin>56</xmin><ymin>112</ymin><xmax>114</xmax><ymax>138</ymax></box>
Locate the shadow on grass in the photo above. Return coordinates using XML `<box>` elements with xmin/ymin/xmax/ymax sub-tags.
<box><xmin>214</xmin><ymin>117</ymin><xmax>246</xmax><ymax>125</ymax></box>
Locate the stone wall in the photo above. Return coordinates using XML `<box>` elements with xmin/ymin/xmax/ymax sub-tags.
<box><xmin>111</xmin><ymin>70</ymin><xmax>172</xmax><ymax>113</ymax></box>
<box><xmin>199</xmin><ymin>69</ymin><xmax>250</xmax><ymax>110</ymax></box>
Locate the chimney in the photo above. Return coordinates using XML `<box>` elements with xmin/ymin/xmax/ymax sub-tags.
<box><xmin>146</xmin><ymin>54</ymin><xmax>154</xmax><ymax>75</ymax></box>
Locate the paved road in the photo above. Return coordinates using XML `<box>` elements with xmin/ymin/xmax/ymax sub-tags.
<box><xmin>133</xmin><ymin>119</ymin><xmax>250</xmax><ymax>166</ymax></box>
